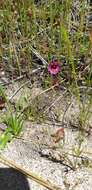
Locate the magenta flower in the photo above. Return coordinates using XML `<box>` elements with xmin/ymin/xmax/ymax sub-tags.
<box><xmin>48</xmin><ymin>60</ymin><xmax>61</xmax><ymax>75</ymax></box>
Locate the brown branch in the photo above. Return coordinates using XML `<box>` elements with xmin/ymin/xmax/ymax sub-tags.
<box><xmin>0</xmin><ymin>155</ymin><xmax>62</xmax><ymax>190</ymax></box>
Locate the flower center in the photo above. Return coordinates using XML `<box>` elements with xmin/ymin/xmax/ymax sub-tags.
<box><xmin>51</xmin><ymin>64</ymin><xmax>57</xmax><ymax>69</ymax></box>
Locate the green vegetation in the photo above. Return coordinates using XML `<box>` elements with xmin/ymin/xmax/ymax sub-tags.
<box><xmin>0</xmin><ymin>0</ymin><xmax>92</xmax><ymax>163</ymax></box>
<box><xmin>0</xmin><ymin>113</ymin><xmax>23</xmax><ymax>149</ymax></box>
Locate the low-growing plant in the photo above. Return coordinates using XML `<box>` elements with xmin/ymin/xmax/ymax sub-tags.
<box><xmin>4</xmin><ymin>113</ymin><xmax>23</xmax><ymax>136</ymax></box>
<box><xmin>0</xmin><ymin>85</ymin><xmax>6</xmax><ymax>100</ymax></box>
<box><xmin>0</xmin><ymin>85</ymin><xmax>7</xmax><ymax>109</ymax></box>
<box><xmin>0</xmin><ymin>113</ymin><xmax>23</xmax><ymax>149</ymax></box>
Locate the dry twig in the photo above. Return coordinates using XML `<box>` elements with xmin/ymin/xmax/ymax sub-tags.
<box><xmin>44</xmin><ymin>90</ymin><xmax>67</xmax><ymax>114</ymax></box>
<box><xmin>0</xmin><ymin>155</ymin><xmax>62</xmax><ymax>190</ymax></box>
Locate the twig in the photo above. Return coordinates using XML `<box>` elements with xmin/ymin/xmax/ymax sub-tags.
<box><xmin>39</xmin><ymin>149</ymin><xmax>75</xmax><ymax>171</ymax></box>
<box><xmin>29</xmin><ymin>46</ymin><xmax>48</xmax><ymax>65</ymax></box>
<box><xmin>8</xmin><ymin>67</ymin><xmax>44</xmax><ymax>101</ymax></box>
<box><xmin>44</xmin><ymin>90</ymin><xmax>67</xmax><ymax>114</ymax></box>
<box><xmin>8</xmin><ymin>81</ymin><xmax>32</xmax><ymax>101</ymax></box>
<box><xmin>2</xmin><ymin>43</ymin><xmax>48</xmax><ymax>66</ymax></box>
<box><xmin>18</xmin><ymin>80</ymin><xmax>66</xmax><ymax>118</ymax></box>
<box><xmin>79</xmin><ymin>86</ymin><xmax>92</xmax><ymax>90</ymax></box>
<box><xmin>0</xmin><ymin>74</ymin><xmax>26</xmax><ymax>86</ymax></box>
<box><xmin>33</xmin><ymin>79</ymin><xmax>66</xmax><ymax>97</ymax></box>
<box><xmin>0</xmin><ymin>155</ymin><xmax>62</xmax><ymax>190</ymax></box>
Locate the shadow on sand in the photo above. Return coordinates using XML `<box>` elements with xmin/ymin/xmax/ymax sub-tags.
<box><xmin>0</xmin><ymin>168</ymin><xmax>30</xmax><ymax>190</ymax></box>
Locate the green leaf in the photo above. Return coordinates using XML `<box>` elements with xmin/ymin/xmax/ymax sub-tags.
<box><xmin>0</xmin><ymin>132</ymin><xmax>12</xmax><ymax>149</ymax></box>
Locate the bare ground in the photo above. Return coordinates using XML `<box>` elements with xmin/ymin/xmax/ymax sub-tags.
<box><xmin>0</xmin><ymin>82</ymin><xmax>92</xmax><ymax>190</ymax></box>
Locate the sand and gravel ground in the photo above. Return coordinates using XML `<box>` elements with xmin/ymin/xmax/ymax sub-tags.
<box><xmin>0</xmin><ymin>84</ymin><xmax>92</xmax><ymax>190</ymax></box>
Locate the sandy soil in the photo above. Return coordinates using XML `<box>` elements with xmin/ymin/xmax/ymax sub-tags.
<box><xmin>0</xmin><ymin>84</ymin><xmax>92</xmax><ymax>190</ymax></box>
